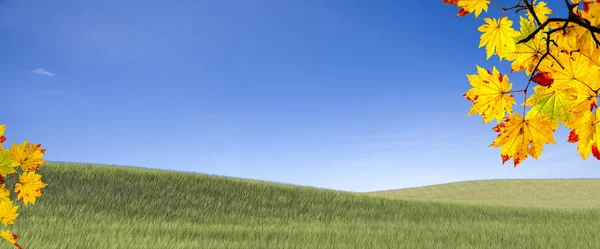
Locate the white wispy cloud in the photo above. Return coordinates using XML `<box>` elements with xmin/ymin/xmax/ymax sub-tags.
<box><xmin>32</xmin><ymin>68</ymin><xmax>56</xmax><ymax>77</ymax></box>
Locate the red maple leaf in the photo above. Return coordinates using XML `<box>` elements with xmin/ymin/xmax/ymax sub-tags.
<box><xmin>441</xmin><ymin>0</ymin><xmax>459</xmax><ymax>5</ymax></box>
<box><xmin>531</xmin><ymin>72</ymin><xmax>554</xmax><ymax>86</ymax></box>
<box><xmin>592</xmin><ymin>145</ymin><xmax>600</xmax><ymax>160</ymax></box>
<box><xmin>568</xmin><ymin>130</ymin><xmax>579</xmax><ymax>143</ymax></box>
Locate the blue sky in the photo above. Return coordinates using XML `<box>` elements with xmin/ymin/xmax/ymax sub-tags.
<box><xmin>0</xmin><ymin>0</ymin><xmax>597</xmax><ymax>192</ymax></box>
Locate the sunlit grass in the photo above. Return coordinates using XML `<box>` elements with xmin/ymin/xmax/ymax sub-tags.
<box><xmin>366</xmin><ymin>179</ymin><xmax>600</xmax><ymax>209</ymax></box>
<box><xmin>6</xmin><ymin>162</ymin><xmax>600</xmax><ymax>249</ymax></box>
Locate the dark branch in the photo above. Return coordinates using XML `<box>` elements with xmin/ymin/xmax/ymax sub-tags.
<box><xmin>522</xmin><ymin>0</ymin><xmax>542</xmax><ymax>26</ymax></box>
<box><xmin>517</xmin><ymin>1</ymin><xmax>600</xmax><ymax>47</ymax></box>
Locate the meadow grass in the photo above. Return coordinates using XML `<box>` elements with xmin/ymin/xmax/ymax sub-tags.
<box><xmin>366</xmin><ymin>179</ymin><xmax>600</xmax><ymax>209</ymax></box>
<box><xmin>4</xmin><ymin>161</ymin><xmax>600</xmax><ymax>248</ymax></box>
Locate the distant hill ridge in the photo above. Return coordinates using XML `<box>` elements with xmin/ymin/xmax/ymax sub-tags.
<box><xmin>366</xmin><ymin>178</ymin><xmax>600</xmax><ymax>209</ymax></box>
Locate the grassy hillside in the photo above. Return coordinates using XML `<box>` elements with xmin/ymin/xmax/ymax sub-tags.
<box><xmin>366</xmin><ymin>179</ymin><xmax>600</xmax><ymax>209</ymax></box>
<box><xmin>5</xmin><ymin>162</ymin><xmax>600</xmax><ymax>249</ymax></box>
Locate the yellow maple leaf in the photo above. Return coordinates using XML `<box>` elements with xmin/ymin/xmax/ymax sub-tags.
<box><xmin>0</xmin><ymin>185</ymin><xmax>9</xmax><ymax>204</ymax></box>
<box><xmin>577</xmin><ymin>35</ymin><xmax>600</xmax><ymax>91</ymax></box>
<box><xmin>457</xmin><ymin>0</ymin><xmax>490</xmax><ymax>18</ymax></box>
<box><xmin>464</xmin><ymin>65</ymin><xmax>516</xmax><ymax>123</ymax></box>
<box><xmin>478</xmin><ymin>16</ymin><xmax>521</xmax><ymax>60</ymax></box>
<box><xmin>0</xmin><ymin>230</ymin><xmax>23</xmax><ymax>249</ymax></box>
<box><xmin>568</xmin><ymin>110</ymin><xmax>600</xmax><ymax>160</ymax></box>
<box><xmin>0</xmin><ymin>201</ymin><xmax>18</xmax><ymax>227</ymax></box>
<box><xmin>0</xmin><ymin>230</ymin><xmax>18</xmax><ymax>246</ymax></box>
<box><xmin>506</xmin><ymin>16</ymin><xmax>551</xmax><ymax>75</ymax></box>
<box><xmin>567</xmin><ymin>72</ymin><xmax>599</xmax><ymax>128</ymax></box>
<box><xmin>571</xmin><ymin>0</ymin><xmax>593</xmax><ymax>3</ymax></box>
<box><xmin>546</xmin><ymin>52</ymin><xmax>594</xmax><ymax>90</ymax></box>
<box><xmin>490</xmin><ymin>112</ymin><xmax>557</xmax><ymax>167</ymax></box>
<box><xmin>6</xmin><ymin>141</ymin><xmax>46</xmax><ymax>171</ymax></box>
<box><xmin>568</xmin><ymin>93</ymin><xmax>598</xmax><ymax>129</ymax></box>
<box><xmin>15</xmin><ymin>171</ymin><xmax>47</xmax><ymax>206</ymax></box>
<box><xmin>548</xmin><ymin>21</ymin><xmax>581</xmax><ymax>52</ymax></box>
<box><xmin>574</xmin><ymin>3</ymin><xmax>600</xmax><ymax>55</ymax></box>
<box><xmin>527</xmin><ymin>0</ymin><xmax>553</xmax><ymax>24</ymax></box>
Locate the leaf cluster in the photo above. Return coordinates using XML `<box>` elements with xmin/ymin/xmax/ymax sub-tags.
<box><xmin>0</xmin><ymin>124</ymin><xmax>48</xmax><ymax>248</ymax></box>
<box><xmin>443</xmin><ymin>0</ymin><xmax>600</xmax><ymax>166</ymax></box>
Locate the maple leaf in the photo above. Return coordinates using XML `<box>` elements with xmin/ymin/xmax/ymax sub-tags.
<box><xmin>567</xmin><ymin>62</ymin><xmax>600</xmax><ymax>122</ymax></box>
<box><xmin>0</xmin><ymin>185</ymin><xmax>9</xmax><ymax>204</ymax></box>
<box><xmin>0</xmin><ymin>151</ymin><xmax>16</xmax><ymax>177</ymax></box>
<box><xmin>441</xmin><ymin>0</ymin><xmax>485</xmax><ymax>17</ymax></box>
<box><xmin>548</xmin><ymin>22</ymin><xmax>581</xmax><ymax>53</ymax></box>
<box><xmin>14</xmin><ymin>171</ymin><xmax>47</xmax><ymax>206</ymax></box>
<box><xmin>478</xmin><ymin>16</ymin><xmax>521</xmax><ymax>60</ymax></box>
<box><xmin>531</xmin><ymin>72</ymin><xmax>554</xmax><ymax>86</ymax></box>
<box><xmin>527</xmin><ymin>0</ymin><xmax>553</xmax><ymax>24</ymax></box>
<box><xmin>441</xmin><ymin>0</ymin><xmax>467</xmax><ymax>16</ymax></box>
<box><xmin>545</xmin><ymin>52</ymin><xmax>594</xmax><ymax>90</ymax></box>
<box><xmin>0</xmin><ymin>230</ymin><xmax>19</xmax><ymax>247</ymax></box>
<box><xmin>571</xmin><ymin>0</ymin><xmax>593</xmax><ymax>5</ymax></box>
<box><xmin>6</xmin><ymin>141</ymin><xmax>46</xmax><ymax>171</ymax></box>
<box><xmin>490</xmin><ymin>112</ymin><xmax>557</xmax><ymax>167</ymax></box>
<box><xmin>562</xmin><ymin>50</ymin><xmax>600</xmax><ymax>125</ymax></box>
<box><xmin>525</xmin><ymin>84</ymin><xmax>577</xmax><ymax>125</ymax></box>
<box><xmin>457</xmin><ymin>0</ymin><xmax>490</xmax><ymax>18</ymax></box>
<box><xmin>581</xmin><ymin>0</ymin><xmax>593</xmax><ymax>12</ymax></box>
<box><xmin>575</xmin><ymin>2</ymin><xmax>600</xmax><ymax>54</ymax></box>
<box><xmin>464</xmin><ymin>65</ymin><xmax>516</xmax><ymax>123</ymax></box>
<box><xmin>563</xmin><ymin>95</ymin><xmax>597</xmax><ymax>129</ymax></box>
<box><xmin>567</xmin><ymin>110</ymin><xmax>600</xmax><ymax>160</ymax></box>
<box><xmin>578</xmin><ymin>43</ymin><xmax>600</xmax><ymax>91</ymax></box>
<box><xmin>441</xmin><ymin>0</ymin><xmax>459</xmax><ymax>4</ymax></box>
<box><xmin>506</xmin><ymin>16</ymin><xmax>550</xmax><ymax>75</ymax></box>
<box><xmin>0</xmin><ymin>201</ymin><xmax>18</xmax><ymax>227</ymax></box>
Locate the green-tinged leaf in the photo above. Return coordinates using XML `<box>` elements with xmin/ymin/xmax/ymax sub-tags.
<box><xmin>526</xmin><ymin>85</ymin><xmax>577</xmax><ymax>125</ymax></box>
<box><xmin>0</xmin><ymin>151</ymin><xmax>16</xmax><ymax>177</ymax></box>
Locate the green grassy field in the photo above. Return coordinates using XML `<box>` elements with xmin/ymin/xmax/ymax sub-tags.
<box><xmin>366</xmin><ymin>179</ymin><xmax>600</xmax><ymax>209</ymax></box>
<box><xmin>5</xmin><ymin>161</ymin><xmax>600</xmax><ymax>249</ymax></box>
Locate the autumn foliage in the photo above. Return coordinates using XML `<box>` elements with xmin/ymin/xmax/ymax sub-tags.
<box><xmin>0</xmin><ymin>124</ymin><xmax>48</xmax><ymax>248</ymax></box>
<box><xmin>443</xmin><ymin>0</ymin><xmax>600</xmax><ymax>166</ymax></box>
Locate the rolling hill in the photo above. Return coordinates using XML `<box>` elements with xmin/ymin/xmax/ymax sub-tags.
<box><xmin>5</xmin><ymin>161</ymin><xmax>600</xmax><ymax>249</ymax></box>
<box><xmin>365</xmin><ymin>179</ymin><xmax>600</xmax><ymax>209</ymax></box>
